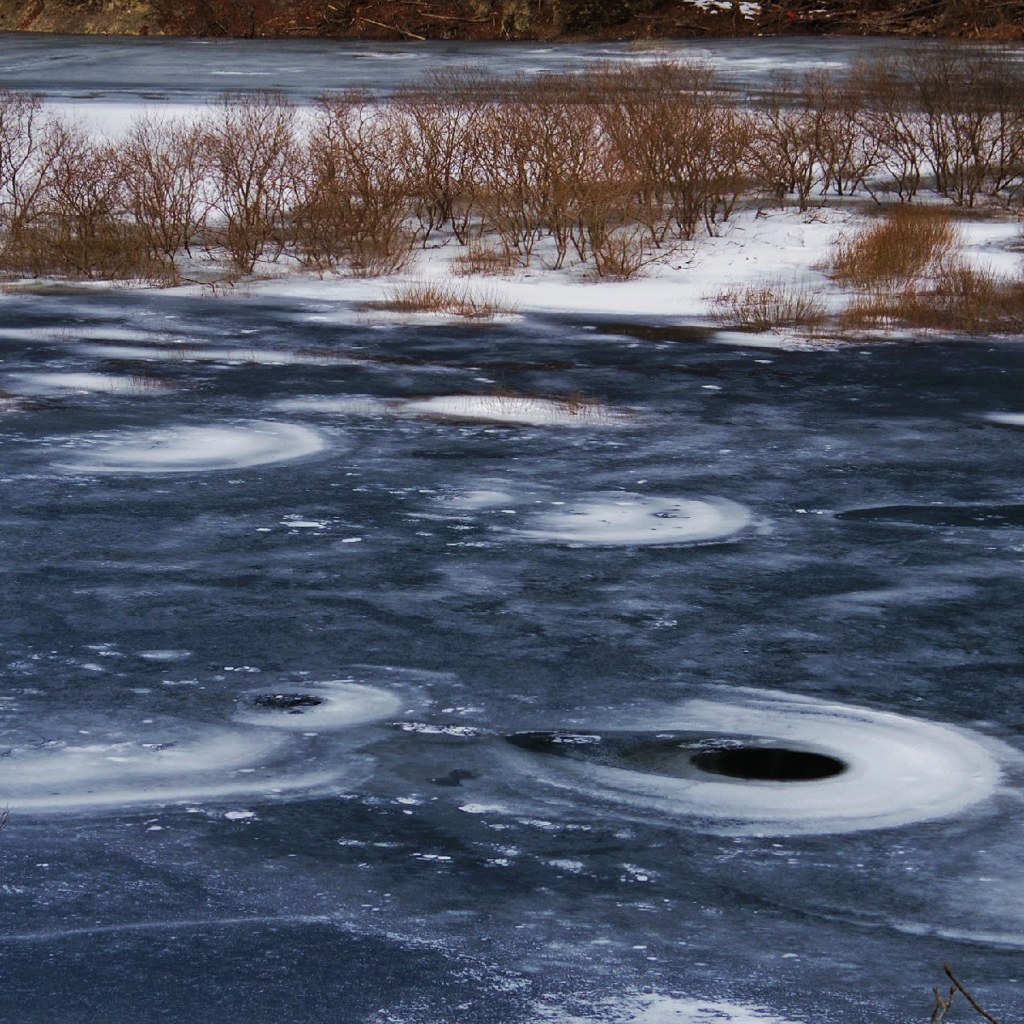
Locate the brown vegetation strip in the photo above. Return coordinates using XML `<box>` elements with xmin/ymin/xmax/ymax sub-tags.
<box><xmin>1</xmin><ymin>53</ymin><xmax>1023</xmax><ymax>339</ymax></box>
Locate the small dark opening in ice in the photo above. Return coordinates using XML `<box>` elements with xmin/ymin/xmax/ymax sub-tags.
<box><xmin>430</xmin><ymin>769</ymin><xmax>477</xmax><ymax>787</ymax></box>
<box><xmin>690</xmin><ymin>746</ymin><xmax>845</xmax><ymax>782</ymax></box>
<box><xmin>252</xmin><ymin>693</ymin><xmax>324</xmax><ymax>714</ymax></box>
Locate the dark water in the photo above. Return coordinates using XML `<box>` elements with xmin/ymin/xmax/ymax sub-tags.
<box><xmin>0</xmin><ymin>282</ymin><xmax>1023</xmax><ymax>1023</ymax></box>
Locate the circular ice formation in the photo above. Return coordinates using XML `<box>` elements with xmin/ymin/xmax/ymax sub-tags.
<box><xmin>501</xmin><ymin>689</ymin><xmax>1006</xmax><ymax>835</ymax></box>
<box><xmin>518</xmin><ymin>493</ymin><xmax>751</xmax><ymax>547</ymax></box>
<box><xmin>55</xmin><ymin>422</ymin><xmax>325</xmax><ymax>474</ymax></box>
<box><xmin>234</xmin><ymin>681</ymin><xmax>403</xmax><ymax>731</ymax></box>
<box><xmin>0</xmin><ymin>683</ymin><xmax>403</xmax><ymax>814</ymax></box>
<box><xmin>0</xmin><ymin>727</ymin><xmax>311</xmax><ymax>814</ymax></box>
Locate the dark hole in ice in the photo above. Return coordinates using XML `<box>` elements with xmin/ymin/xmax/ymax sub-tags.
<box><xmin>430</xmin><ymin>769</ymin><xmax>477</xmax><ymax>787</ymax></box>
<box><xmin>690</xmin><ymin>746</ymin><xmax>845</xmax><ymax>782</ymax></box>
<box><xmin>507</xmin><ymin>732</ymin><xmax>847</xmax><ymax>783</ymax></box>
<box><xmin>252</xmin><ymin>693</ymin><xmax>325</xmax><ymax>714</ymax></box>
<box><xmin>837</xmin><ymin>504</ymin><xmax>1024</xmax><ymax>528</ymax></box>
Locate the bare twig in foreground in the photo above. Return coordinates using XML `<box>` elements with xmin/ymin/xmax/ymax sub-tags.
<box><xmin>943</xmin><ymin>964</ymin><xmax>1004</xmax><ymax>1024</ymax></box>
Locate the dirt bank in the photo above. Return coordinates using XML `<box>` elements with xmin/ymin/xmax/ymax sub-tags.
<box><xmin>1</xmin><ymin>0</ymin><xmax>1022</xmax><ymax>41</ymax></box>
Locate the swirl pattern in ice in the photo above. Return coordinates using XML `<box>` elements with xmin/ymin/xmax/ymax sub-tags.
<box><xmin>501</xmin><ymin>689</ymin><xmax>1006</xmax><ymax>834</ymax></box>
<box><xmin>518</xmin><ymin>493</ymin><xmax>752</xmax><ymax>546</ymax></box>
<box><xmin>0</xmin><ymin>681</ymin><xmax>403</xmax><ymax>814</ymax></box>
<box><xmin>55</xmin><ymin>421</ymin><xmax>326</xmax><ymax>474</ymax></box>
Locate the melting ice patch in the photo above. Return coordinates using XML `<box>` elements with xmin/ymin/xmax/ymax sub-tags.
<box><xmin>8</xmin><ymin>372</ymin><xmax>173</xmax><ymax>396</ymax></box>
<box><xmin>518</xmin><ymin>493</ymin><xmax>751</xmax><ymax>547</ymax></box>
<box><xmin>272</xmin><ymin>395</ymin><xmax>394</xmax><ymax>418</ymax></box>
<box><xmin>272</xmin><ymin>394</ymin><xmax>632</xmax><ymax>428</ymax></box>
<box><xmin>399</xmin><ymin>395</ymin><xmax>632</xmax><ymax>428</ymax></box>
<box><xmin>501</xmin><ymin>688</ymin><xmax>1007</xmax><ymax>835</ymax></box>
<box><xmin>54</xmin><ymin>422</ymin><xmax>325</xmax><ymax>474</ymax></box>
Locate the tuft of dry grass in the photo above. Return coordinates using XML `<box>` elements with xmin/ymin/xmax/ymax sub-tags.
<box><xmin>840</xmin><ymin>259</ymin><xmax>1024</xmax><ymax>335</ymax></box>
<box><xmin>707</xmin><ymin>278</ymin><xmax>828</xmax><ymax>333</ymax></box>
<box><xmin>452</xmin><ymin>239</ymin><xmax>515</xmax><ymax>277</ymax></box>
<box><xmin>828</xmin><ymin>204</ymin><xmax>958</xmax><ymax>291</ymax></box>
<box><xmin>377</xmin><ymin>279</ymin><xmax>517</xmax><ymax>318</ymax></box>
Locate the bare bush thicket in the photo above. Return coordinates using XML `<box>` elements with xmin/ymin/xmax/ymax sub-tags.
<box><xmin>292</xmin><ymin>95</ymin><xmax>413</xmax><ymax>275</ymax></box>
<box><xmin>118</xmin><ymin>113</ymin><xmax>211</xmax><ymax>278</ymax></box>
<box><xmin>854</xmin><ymin>50</ymin><xmax>1024</xmax><ymax>206</ymax></box>
<box><xmin>905</xmin><ymin>49</ymin><xmax>1024</xmax><ymax>207</ymax></box>
<box><xmin>0</xmin><ymin>52</ymin><xmax>1022</xmax><ymax>313</ymax></box>
<box><xmin>594</xmin><ymin>61</ymin><xmax>743</xmax><ymax>242</ymax></box>
<box><xmin>0</xmin><ymin>91</ymin><xmax>64</xmax><ymax>265</ymax></box>
<box><xmin>205</xmin><ymin>93</ymin><xmax>298</xmax><ymax>273</ymax></box>
<box><xmin>750</xmin><ymin>77</ymin><xmax>826</xmax><ymax>211</ymax></box>
<box><xmin>394</xmin><ymin>71</ymin><xmax>491</xmax><ymax>246</ymax></box>
<box><xmin>23</xmin><ymin>125</ymin><xmax>166</xmax><ymax>280</ymax></box>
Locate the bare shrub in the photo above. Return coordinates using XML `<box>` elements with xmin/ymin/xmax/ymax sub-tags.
<box><xmin>393</xmin><ymin>71</ymin><xmax>491</xmax><ymax>246</ymax></box>
<box><xmin>749</xmin><ymin>73</ymin><xmax>829</xmax><ymax>210</ymax></box>
<box><xmin>205</xmin><ymin>93</ymin><xmax>298</xmax><ymax>273</ymax></box>
<box><xmin>0</xmin><ymin>91</ymin><xmax>65</xmax><ymax>269</ymax></box>
<box><xmin>117</xmin><ymin>112</ymin><xmax>211</xmax><ymax>278</ymax></box>
<box><xmin>708</xmin><ymin>278</ymin><xmax>828</xmax><ymax>333</ymax></box>
<box><xmin>905</xmin><ymin>48</ymin><xmax>1024</xmax><ymax>208</ymax></box>
<box><xmin>469</xmin><ymin>83</ymin><xmax>551</xmax><ymax>267</ymax></box>
<box><xmin>803</xmin><ymin>69</ymin><xmax>884</xmax><ymax>198</ymax></box>
<box><xmin>592</xmin><ymin>60</ymin><xmax>736</xmax><ymax>242</ymax></box>
<box><xmin>829</xmin><ymin>204</ymin><xmax>959</xmax><ymax>290</ymax></box>
<box><xmin>291</xmin><ymin>94</ymin><xmax>413</xmax><ymax>276</ymax></box>
<box><xmin>853</xmin><ymin>57</ymin><xmax>926</xmax><ymax>202</ymax></box>
<box><xmin>19</xmin><ymin>125</ymin><xmax>164</xmax><ymax>281</ymax></box>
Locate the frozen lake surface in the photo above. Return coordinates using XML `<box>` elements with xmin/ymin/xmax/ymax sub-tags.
<box><xmin>2</xmin><ymin>285</ymin><xmax>1023</xmax><ymax>1024</ymax></box>
<box><xmin>1</xmin><ymin>33</ymin><xmax>1024</xmax><ymax>1024</ymax></box>
<box><xmin>0</xmin><ymin>32</ymin><xmax>940</xmax><ymax>102</ymax></box>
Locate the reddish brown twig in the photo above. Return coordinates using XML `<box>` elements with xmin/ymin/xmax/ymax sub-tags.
<box><xmin>943</xmin><ymin>964</ymin><xmax>1004</xmax><ymax>1024</ymax></box>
